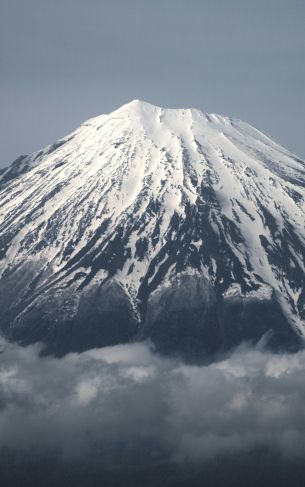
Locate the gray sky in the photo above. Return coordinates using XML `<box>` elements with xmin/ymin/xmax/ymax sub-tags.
<box><xmin>0</xmin><ymin>0</ymin><xmax>304</xmax><ymax>167</ymax></box>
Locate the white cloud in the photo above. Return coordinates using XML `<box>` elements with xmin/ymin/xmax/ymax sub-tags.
<box><xmin>0</xmin><ymin>338</ymin><xmax>305</xmax><ymax>467</ymax></box>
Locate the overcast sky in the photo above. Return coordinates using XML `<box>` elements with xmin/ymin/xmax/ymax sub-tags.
<box><xmin>0</xmin><ymin>0</ymin><xmax>304</xmax><ymax>167</ymax></box>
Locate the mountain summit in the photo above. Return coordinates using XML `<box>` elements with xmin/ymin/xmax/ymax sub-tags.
<box><xmin>0</xmin><ymin>101</ymin><xmax>304</xmax><ymax>358</ymax></box>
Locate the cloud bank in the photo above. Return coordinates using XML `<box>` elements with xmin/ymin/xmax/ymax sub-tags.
<box><xmin>0</xmin><ymin>338</ymin><xmax>305</xmax><ymax>485</ymax></box>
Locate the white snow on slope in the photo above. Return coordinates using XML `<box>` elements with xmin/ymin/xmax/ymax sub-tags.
<box><xmin>0</xmin><ymin>100</ymin><xmax>304</xmax><ymax>331</ymax></box>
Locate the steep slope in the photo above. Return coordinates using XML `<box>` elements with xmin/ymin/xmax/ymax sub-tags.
<box><xmin>0</xmin><ymin>100</ymin><xmax>304</xmax><ymax>358</ymax></box>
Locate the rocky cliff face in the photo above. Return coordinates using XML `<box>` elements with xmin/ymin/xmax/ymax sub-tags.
<box><xmin>0</xmin><ymin>100</ymin><xmax>304</xmax><ymax>358</ymax></box>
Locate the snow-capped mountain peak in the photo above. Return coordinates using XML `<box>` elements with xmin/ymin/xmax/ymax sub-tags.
<box><xmin>0</xmin><ymin>101</ymin><xmax>304</xmax><ymax>357</ymax></box>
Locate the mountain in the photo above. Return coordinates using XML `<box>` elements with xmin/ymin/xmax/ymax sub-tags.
<box><xmin>0</xmin><ymin>100</ymin><xmax>304</xmax><ymax>359</ymax></box>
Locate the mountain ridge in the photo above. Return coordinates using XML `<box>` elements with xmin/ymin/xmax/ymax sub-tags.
<box><xmin>0</xmin><ymin>100</ymin><xmax>304</xmax><ymax>358</ymax></box>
